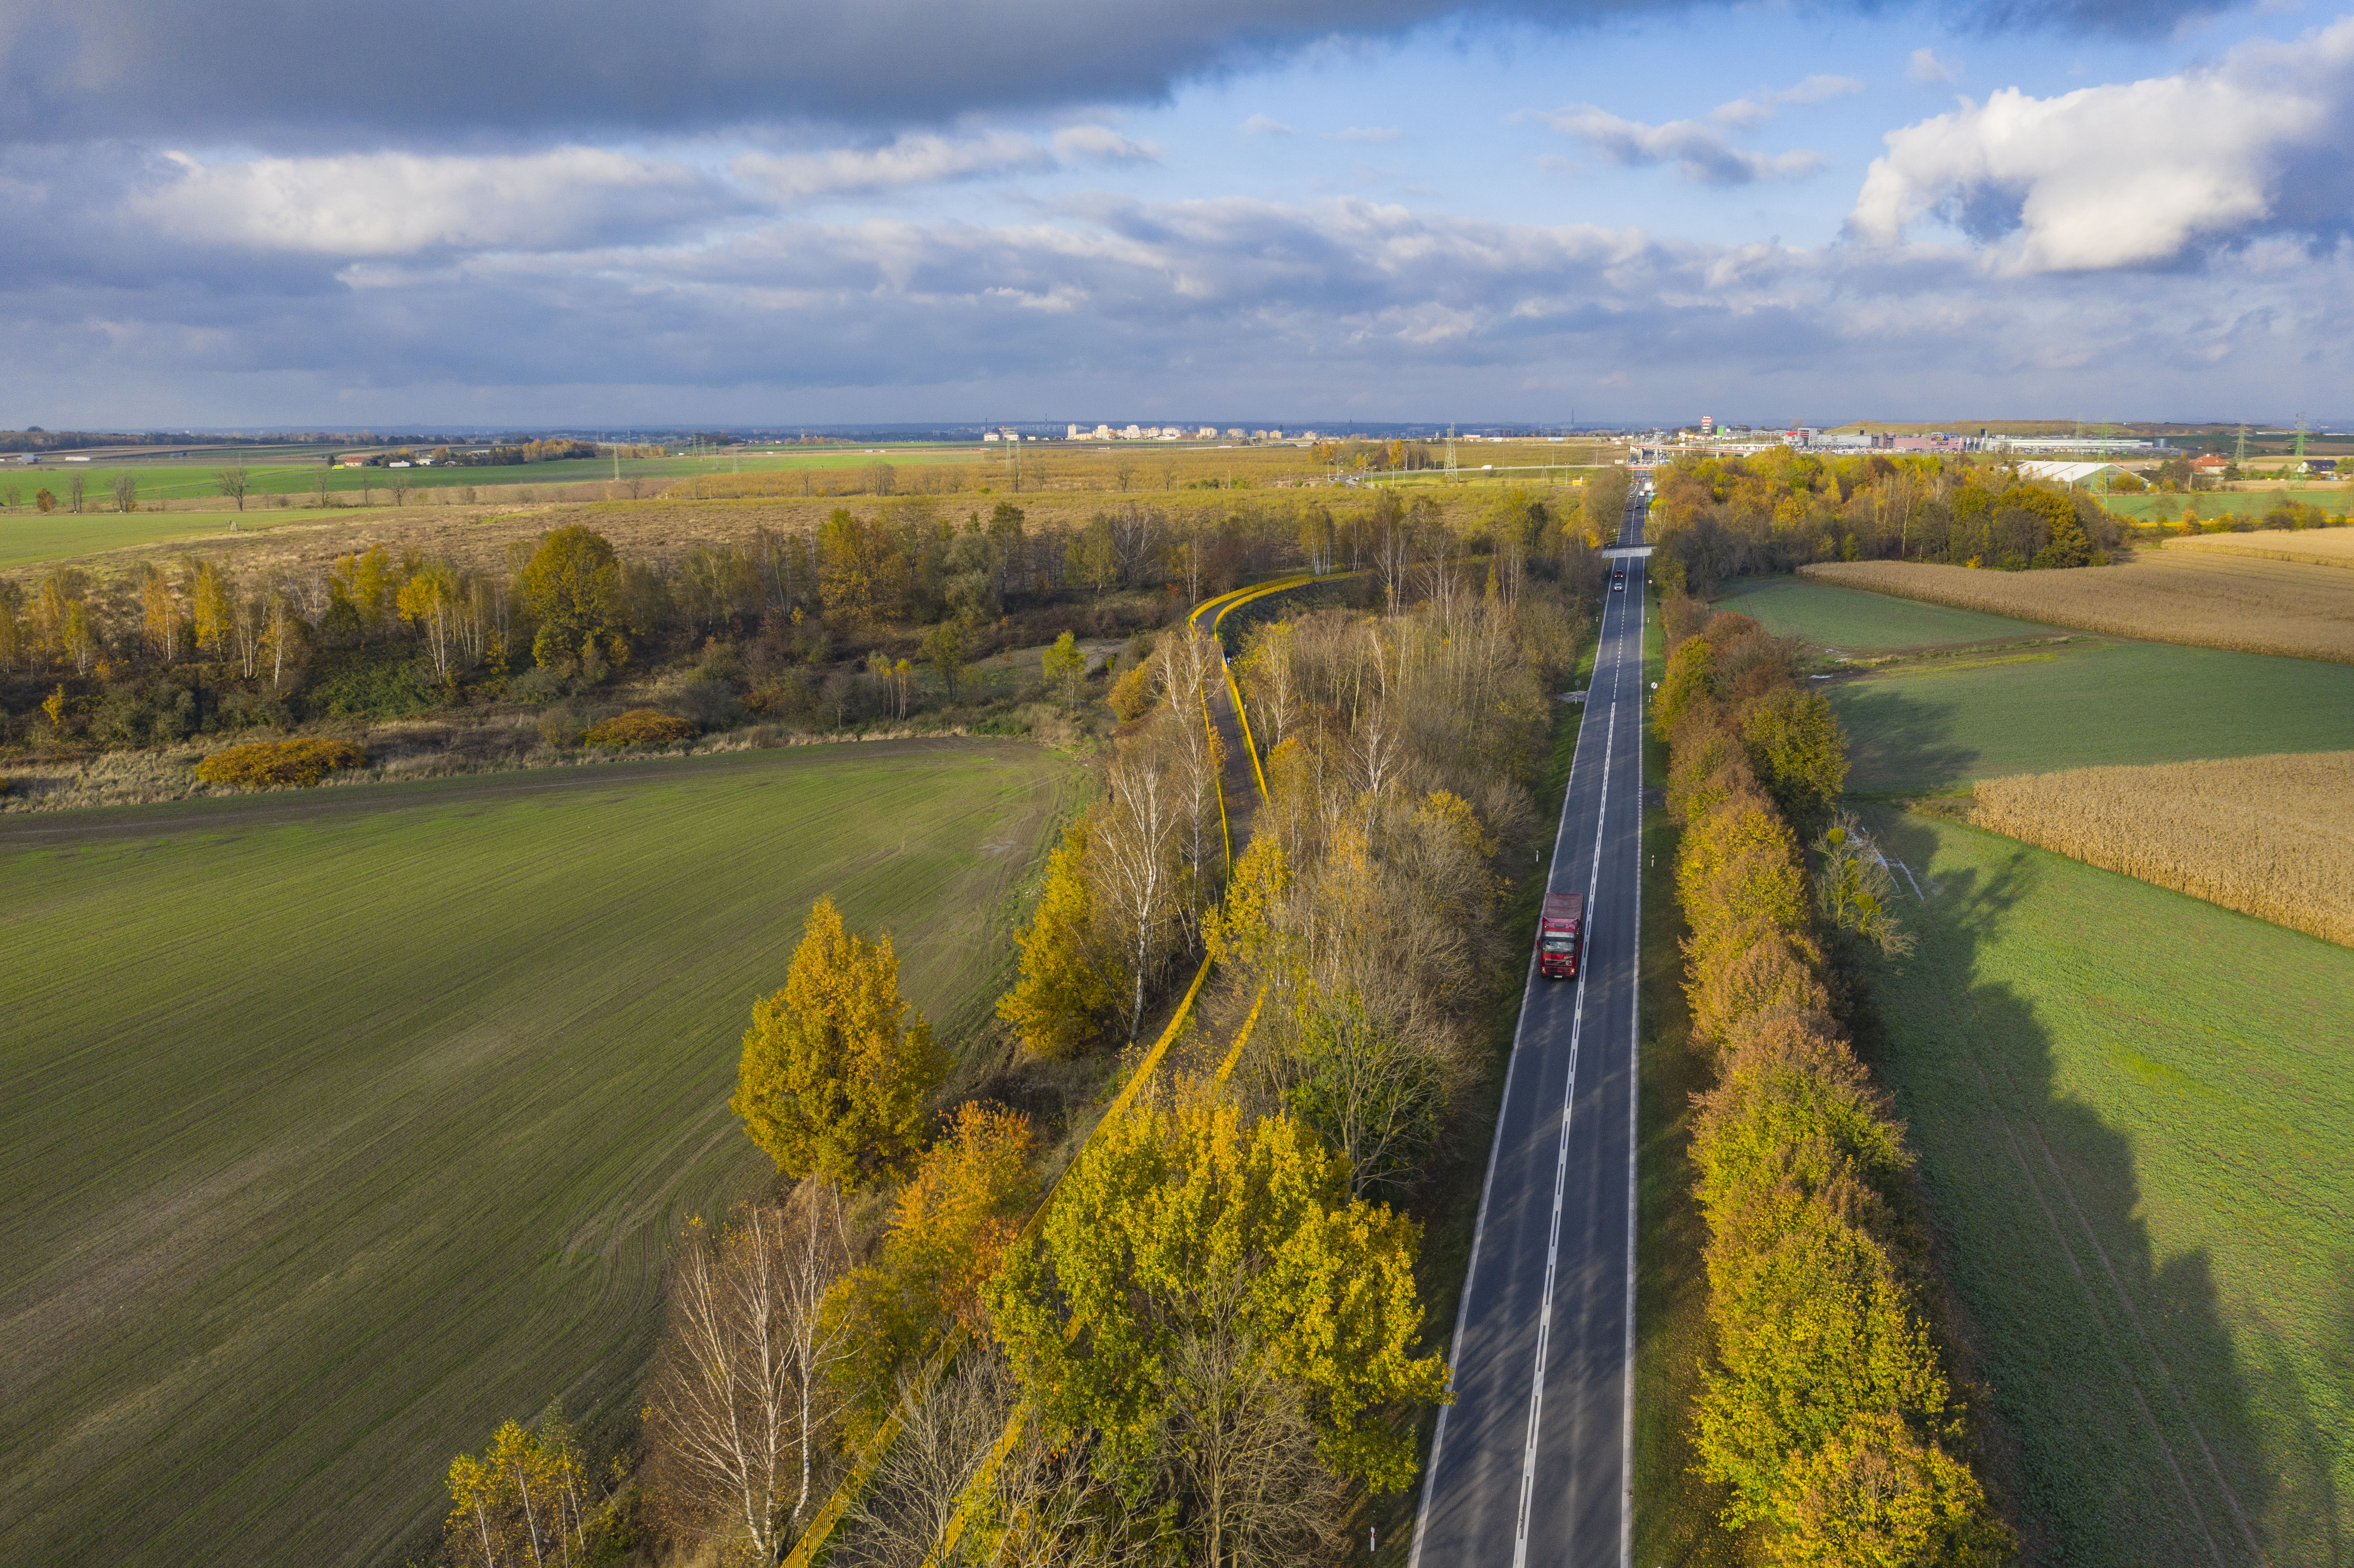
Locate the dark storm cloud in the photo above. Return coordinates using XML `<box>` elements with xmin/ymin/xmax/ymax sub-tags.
<box><xmin>0</xmin><ymin>0</ymin><xmax>2223</xmax><ymax>148</ymax></box>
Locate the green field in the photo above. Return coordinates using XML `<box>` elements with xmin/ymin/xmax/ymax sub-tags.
<box><xmin>1833</xmin><ymin>641</ymin><xmax>2354</xmax><ymax>790</ymax></box>
<box><xmin>2104</xmin><ymin>489</ymin><xmax>2348</xmax><ymax>524</ymax></box>
<box><xmin>1861</xmin><ymin>809</ymin><xmax>2354</xmax><ymax>1565</ymax></box>
<box><xmin>1713</xmin><ymin>577</ymin><xmax>2354</xmax><ymax>790</ymax></box>
<box><xmin>1717</xmin><ymin>575</ymin><xmax>2061</xmax><ymax>652</ymax></box>
<box><xmin>0</xmin><ymin>739</ymin><xmax>1078</xmax><ymax>1568</ymax></box>
<box><xmin>0</xmin><ymin>508</ymin><xmax>332</xmax><ymax>569</ymax></box>
<box><xmin>0</xmin><ymin>445</ymin><xmax>984</xmax><ymax>516</ymax></box>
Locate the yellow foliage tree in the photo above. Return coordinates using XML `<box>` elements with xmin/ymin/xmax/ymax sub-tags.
<box><xmin>825</xmin><ymin>1102</ymin><xmax>1039</xmax><ymax>1421</ymax></box>
<box><xmin>732</xmin><ymin>897</ymin><xmax>946</xmax><ymax>1188</ymax></box>
<box><xmin>996</xmin><ymin>824</ymin><xmax>1118</xmax><ymax>1058</ymax></box>
<box><xmin>986</xmin><ymin>1088</ymin><xmax>1449</xmax><ymax>1494</ymax></box>
<box><xmin>190</xmin><ymin>558</ymin><xmax>233</xmax><ymax>661</ymax></box>
<box><xmin>1766</xmin><ymin>1411</ymin><xmax>2013</xmax><ymax>1568</ymax></box>
<box><xmin>445</xmin><ymin>1415</ymin><xmax>598</xmax><ymax>1568</ymax></box>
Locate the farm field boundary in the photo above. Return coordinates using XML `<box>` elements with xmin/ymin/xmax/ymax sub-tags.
<box><xmin>1861</xmin><ymin>808</ymin><xmax>2354</xmax><ymax>1565</ymax></box>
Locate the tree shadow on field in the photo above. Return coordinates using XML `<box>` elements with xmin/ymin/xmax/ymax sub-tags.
<box><xmin>1830</xmin><ymin>684</ymin><xmax>1977</xmax><ymax>794</ymax></box>
<box><xmin>1859</xmin><ymin>810</ymin><xmax>2313</xmax><ymax>1566</ymax></box>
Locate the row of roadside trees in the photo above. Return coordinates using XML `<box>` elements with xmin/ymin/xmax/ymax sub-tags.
<box><xmin>1655</xmin><ymin>595</ymin><xmax>2012</xmax><ymax>1565</ymax></box>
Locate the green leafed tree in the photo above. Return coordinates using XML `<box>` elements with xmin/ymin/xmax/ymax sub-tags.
<box><xmin>732</xmin><ymin>896</ymin><xmax>947</xmax><ymax>1189</ymax></box>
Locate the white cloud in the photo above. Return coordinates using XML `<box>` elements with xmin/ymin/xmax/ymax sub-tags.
<box><xmin>1710</xmin><ymin>74</ymin><xmax>1864</xmax><ymax>129</ymax></box>
<box><xmin>1538</xmin><ymin>106</ymin><xmax>1825</xmax><ymax>185</ymax></box>
<box><xmin>1334</xmin><ymin>125</ymin><xmax>1401</xmax><ymax>141</ymax></box>
<box><xmin>1241</xmin><ymin>113</ymin><xmax>1296</xmax><ymax>135</ymax></box>
<box><xmin>130</xmin><ymin>147</ymin><xmax>735</xmax><ymax>255</ymax></box>
<box><xmin>8</xmin><ymin>183</ymin><xmax>2352</xmax><ymax>423</ymax></box>
<box><xmin>1852</xmin><ymin>16</ymin><xmax>2354</xmax><ymax>271</ymax></box>
<box><xmin>734</xmin><ymin>131</ymin><xmax>1052</xmax><ymax>201</ymax></box>
<box><xmin>1050</xmin><ymin>124</ymin><xmax>1159</xmax><ymax>162</ymax></box>
<box><xmin>1908</xmin><ymin>47</ymin><xmax>1960</xmax><ymax>84</ymax></box>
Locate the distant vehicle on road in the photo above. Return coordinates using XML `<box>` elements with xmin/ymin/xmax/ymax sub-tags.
<box><xmin>1612</xmin><ymin>572</ymin><xmax>1625</xmax><ymax>591</ymax></box>
<box><xmin>1538</xmin><ymin>891</ymin><xmax>1584</xmax><ymax>979</ymax></box>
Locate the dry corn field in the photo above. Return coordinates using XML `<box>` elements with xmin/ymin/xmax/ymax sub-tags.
<box><xmin>1800</xmin><ymin>554</ymin><xmax>2354</xmax><ymax>663</ymax></box>
<box><xmin>2163</xmin><ymin>526</ymin><xmax>2354</xmax><ymax>570</ymax></box>
<box><xmin>1964</xmin><ymin>751</ymin><xmax>2354</xmax><ymax>946</ymax></box>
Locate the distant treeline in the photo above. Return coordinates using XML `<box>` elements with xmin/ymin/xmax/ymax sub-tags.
<box><xmin>1649</xmin><ymin>450</ymin><xmax>2123</xmax><ymax>596</ymax></box>
<box><xmin>0</xmin><ymin>488</ymin><xmax>1609</xmax><ymax>753</ymax></box>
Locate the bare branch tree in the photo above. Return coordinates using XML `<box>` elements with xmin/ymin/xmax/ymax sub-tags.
<box><xmin>1092</xmin><ymin>744</ymin><xmax>1183</xmax><ymax>1041</ymax></box>
<box><xmin>1161</xmin><ymin>1273</ymin><xmax>1346</xmax><ymax>1568</ymax></box>
<box><xmin>218</xmin><ymin>464</ymin><xmax>250</xmax><ymax>511</ymax></box>
<box><xmin>646</xmin><ymin>1180</ymin><xmax>853</xmax><ymax>1559</ymax></box>
<box><xmin>1157</xmin><ymin>625</ymin><xmax>1227</xmax><ymax>910</ymax></box>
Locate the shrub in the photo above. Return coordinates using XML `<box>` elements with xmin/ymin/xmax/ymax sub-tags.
<box><xmin>582</xmin><ymin>709</ymin><xmax>696</xmax><ymax>747</ymax></box>
<box><xmin>196</xmin><ymin>737</ymin><xmax>366</xmax><ymax>790</ymax></box>
<box><xmin>301</xmin><ymin>647</ymin><xmax>439</xmax><ymax>720</ymax></box>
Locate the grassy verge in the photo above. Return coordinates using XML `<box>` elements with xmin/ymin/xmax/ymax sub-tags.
<box><xmin>1861</xmin><ymin>808</ymin><xmax>2354</xmax><ymax>1565</ymax></box>
<box><xmin>0</xmin><ymin>738</ymin><xmax>1080</xmax><ymax>1568</ymax></box>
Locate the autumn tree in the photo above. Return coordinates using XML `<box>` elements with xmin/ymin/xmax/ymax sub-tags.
<box><xmin>399</xmin><ymin>563</ymin><xmax>463</xmax><ymax>679</ymax></box>
<box><xmin>1041</xmin><ymin>631</ymin><xmax>1087</xmax><ymax>709</ymax></box>
<box><xmin>190</xmin><ymin>558</ymin><xmax>234</xmax><ymax>661</ymax></box>
<box><xmin>1740</xmin><ymin>688</ymin><xmax>1848</xmax><ymax>830</ymax></box>
<box><xmin>646</xmin><ymin>1181</ymin><xmax>855</xmax><ymax>1557</ymax></box>
<box><xmin>825</xmin><ymin>1102</ymin><xmax>1039</xmax><ymax>1415</ymax></box>
<box><xmin>518</xmin><ymin>525</ymin><xmax>629</xmax><ymax>671</ymax></box>
<box><xmin>818</xmin><ymin>508</ymin><xmax>909</xmax><ymax>625</ymax></box>
<box><xmin>140</xmin><ymin>563</ymin><xmax>180</xmax><ymax>663</ymax></box>
<box><xmin>445</xmin><ymin>1414</ymin><xmax>600</xmax><ymax>1568</ymax></box>
<box><xmin>112</xmin><ymin>472</ymin><xmax>137</xmax><ymax>513</ymax></box>
<box><xmin>1157</xmin><ymin>625</ymin><xmax>1228</xmax><ymax>899</ymax></box>
<box><xmin>988</xmin><ymin>1089</ymin><xmax>1448</xmax><ymax>1496</ymax></box>
<box><xmin>732</xmin><ymin>897</ymin><xmax>947</xmax><ymax>1188</ymax></box>
<box><xmin>998</xmin><ymin>823</ymin><xmax>1118</xmax><ymax>1058</ymax></box>
<box><xmin>1812</xmin><ymin>813</ymin><xmax>1913</xmax><ymax>959</ymax></box>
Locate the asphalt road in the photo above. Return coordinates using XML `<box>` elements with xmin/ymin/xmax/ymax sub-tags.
<box><xmin>1411</xmin><ymin>488</ymin><xmax>1649</xmax><ymax>1568</ymax></box>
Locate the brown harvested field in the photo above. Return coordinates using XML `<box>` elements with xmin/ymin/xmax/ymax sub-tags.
<box><xmin>1799</xmin><ymin>552</ymin><xmax>2354</xmax><ymax>663</ymax></box>
<box><xmin>4</xmin><ymin>482</ymin><xmax>1571</xmax><ymax>588</ymax></box>
<box><xmin>1963</xmin><ymin>751</ymin><xmax>2354</xmax><ymax>946</ymax></box>
<box><xmin>2163</xmin><ymin>526</ymin><xmax>2354</xmax><ymax>569</ymax></box>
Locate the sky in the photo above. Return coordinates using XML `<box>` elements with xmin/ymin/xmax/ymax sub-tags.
<box><xmin>1</xmin><ymin>0</ymin><xmax>2350</xmax><ymax>429</ymax></box>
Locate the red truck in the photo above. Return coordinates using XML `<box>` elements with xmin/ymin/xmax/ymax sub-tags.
<box><xmin>1538</xmin><ymin>892</ymin><xmax>1584</xmax><ymax>980</ymax></box>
